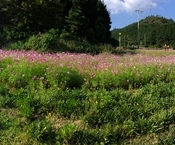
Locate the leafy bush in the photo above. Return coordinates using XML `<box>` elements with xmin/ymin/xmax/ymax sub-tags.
<box><xmin>2</xmin><ymin>41</ymin><xmax>25</xmax><ymax>50</ymax></box>
<box><xmin>24</xmin><ymin>29</ymin><xmax>58</xmax><ymax>51</ymax></box>
<box><xmin>4</xmin><ymin>29</ymin><xmax>58</xmax><ymax>51</ymax></box>
<box><xmin>56</xmin><ymin>39</ymin><xmax>103</xmax><ymax>54</ymax></box>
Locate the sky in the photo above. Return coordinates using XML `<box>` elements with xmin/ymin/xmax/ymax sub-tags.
<box><xmin>103</xmin><ymin>0</ymin><xmax>175</xmax><ymax>30</ymax></box>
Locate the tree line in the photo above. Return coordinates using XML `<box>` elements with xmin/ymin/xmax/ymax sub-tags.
<box><xmin>0</xmin><ymin>0</ymin><xmax>118</xmax><ymax>51</ymax></box>
<box><xmin>112</xmin><ymin>16</ymin><xmax>175</xmax><ymax>49</ymax></box>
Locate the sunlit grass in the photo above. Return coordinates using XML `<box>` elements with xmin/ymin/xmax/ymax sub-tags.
<box><xmin>1</xmin><ymin>49</ymin><xmax>175</xmax><ymax>144</ymax></box>
<box><xmin>136</xmin><ymin>48</ymin><xmax>175</xmax><ymax>56</ymax></box>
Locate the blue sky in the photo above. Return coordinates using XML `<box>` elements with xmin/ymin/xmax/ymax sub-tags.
<box><xmin>103</xmin><ymin>0</ymin><xmax>175</xmax><ymax>30</ymax></box>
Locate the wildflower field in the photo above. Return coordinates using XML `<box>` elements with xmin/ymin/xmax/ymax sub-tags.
<box><xmin>1</xmin><ymin>49</ymin><xmax>175</xmax><ymax>144</ymax></box>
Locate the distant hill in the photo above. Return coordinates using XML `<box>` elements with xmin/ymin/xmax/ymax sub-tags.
<box><xmin>111</xmin><ymin>15</ymin><xmax>175</xmax><ymax>49</ymax></box>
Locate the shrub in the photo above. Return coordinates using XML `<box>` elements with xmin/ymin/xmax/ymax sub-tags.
<box><xmin>54</xmin><ymin>38</ymin><xmax>105</xmax><ymax>54</ymax></box>
<box><xmin>24</xmin><ymin>29</ymin><xmax>58</xmax><ymax>51</ymax></box>
<box><xmin>4</xmin><ymin>29</ymin><xmax>59</xmax><ymax>51</ymax></box>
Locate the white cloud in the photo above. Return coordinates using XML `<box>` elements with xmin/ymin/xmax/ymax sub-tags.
<box><xmin>103</xmin><ymin>0</ymin><xmax>163</xmax><ymax>14</ymax></box>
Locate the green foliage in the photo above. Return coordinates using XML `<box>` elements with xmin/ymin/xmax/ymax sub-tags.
<box><xmin>55</xmin><ymin>89</ymin><xmax>89</xmax><ymax>118</ymax></box>
<box><xmin>0</xmin><ymin>0</ymin><xmax>112</xmax><ymax>48</ymax></box>
<box><xmin>83</xmin><ymin>81</ymin><xmax>175</xmax><ymax>142</ymax></box>
<box><xmin>2</xmin><ymin>51</ymin><xmax>175</xmax><ymax>144</ymax></box>
<box><xmin>0</xmin><ymin>108</ymin><xmax>27</xmax><ymax>144</ymax></box>
<box><xmin>0</xmin><ymin>57</ymin><xmax>14</xmax><ymax>68</ymax></box>
<box><xmin>5</xmin><ymin>30</ymin><xmax>115</xmax><ymax>54</ymax></box>
<box><xmin>83</xmin><ymin>64</ymin><xmax>175</xmax><ymax>90</ymax></box>
<box><xmin>65</xmin><ymin>5</ymin><xmax>88</xmax><ymax>40</ymax></box>
<box><xmin>0</xmin><ymin>94</ymin><xmax>13</xmax><ymax>108</ymax></box>
<box><xmin>56</xmin><ymin>124</ymin><xmax>77</xmax><ymax>144</ymax></box>
<box><xmin>171</xmin><ymin>41</ymin><xmax>175</xmax><ymax>50</ymax></box>
<box><xmin>158</xmin><ymin>124</ymin><xmax>175</xmax><ymax>144</ymax></box>
<box><xmin>3</xmin><ymin>41</ymin><xmax>26</xmax><ymax>50</ymax></box>
<box><xmin>17</xmin><ymin>94</ymin><xmax>36</xmax><ymax>119</ymax></box>
<box><xmin>24</xmin><ymin>29</ymin><xmax>59</xmax><ymax>51</ymax></box>
<box><xmin>0</xmin><ymin>112</ymin><xmax>12</xmax><ymax>130</ymax></box>
<box><xmin>0</xmin><ymin>59</ymin><xmax>47</xmax><ymax>89</ymax></box>
<box><xmin>46</xmin><ymin>66</ymin><xmax>84</xmax><ymax>90</ymax></box>
<box><xmin>5</xmin><ymin>29</ymin><xmax>59</xmax><ymax>51</ymax></box>
<box><xmin>16</xmin><ymin>88</ymin><xmax>59</xmax><ymax>120</ymax></box>
<box><xmin>64</xmin><ymin>0</ymin><xmax>111</xmax><ymax>44</ymax></box>
<box><xmin>27</xmin><ymin>119</ymin><xmax>56</xmax><ymax>143</ymax></box>
<box><xmin>112</xmin><ymin>15</ymin><xmax>175</xmax><ymax>48</ymax></box>
<box><xmin>56</xmin><ymin>39</ymin><xmax>104</xmax><ymax>54</ymax></box>
<box><xmin>68</xmin><ymin>130</ymin><xmax>103</xmax><ymax>145</ymax></box>
<box><xmin>1</xmin><ymin>0</ymin><xmax>64</xmax><ymax>42</ymax></box>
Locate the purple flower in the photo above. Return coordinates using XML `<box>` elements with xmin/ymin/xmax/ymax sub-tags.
<box><xmin>32</xmin><ymin>75</ymin><xmax>37</xmax><ymax>80</ymax></box>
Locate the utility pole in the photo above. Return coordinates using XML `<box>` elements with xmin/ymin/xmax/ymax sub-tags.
<box><xmin>149</xmin><ymin>4</ymin><xmax>152</xmax><ymax>15</ymax></box>
<box><xmin>135</xmin><ymin>9</ymin><xmax>143</xmax><ymax>49</ymax></box>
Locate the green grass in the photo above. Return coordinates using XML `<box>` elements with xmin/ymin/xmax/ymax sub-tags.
<box><xmin>1</xmin><ymin>49</ymin><xmax>175</xmax><ymax>144</ymax></box>
<box><xmin>136</xmin><ymin>49</ymin><xmax>175</xmax><ymax>56</ymax></box>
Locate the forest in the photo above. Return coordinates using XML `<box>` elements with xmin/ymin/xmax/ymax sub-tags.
<box><xmin>112</xmin><ymin>15</ymin><xmax>175</xmax><ymax>49</ymax></box>
<box><xmin>0</xmin><ymin>0</ymin><xmax>118</xmax><ymax>54</ymax></box>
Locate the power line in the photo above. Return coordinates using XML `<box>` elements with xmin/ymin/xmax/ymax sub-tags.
<box><xmin>112</xmin><ymin>0</ymin><xmax>169</xmax><ymax>29</ymax></box>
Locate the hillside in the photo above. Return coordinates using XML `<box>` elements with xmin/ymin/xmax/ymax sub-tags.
<box><xmin>111</xmin><ymin>15</ymin><xmax>175</xmax><ymax>48</ymax></box>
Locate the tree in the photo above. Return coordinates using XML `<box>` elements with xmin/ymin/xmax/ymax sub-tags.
<box><xmin>65</xmin><ymin>0</ymin><xmax>88</xmax><ymax>40</ymax></box>
<box><xmin>65</xmin><ymin>0</ymin><xmax>111</xmax><ymax>44</ymax></box>
<box><xmin>0</xmin><ymin>0</ymin><xmax>8</xmax><ymax>45</ymax></box>
<box><xmin>95</xmin><ymin>0</ymin><xmax>111</xmax><ymax>43</ymax></box>
<box><xmin>1</xmin><ymin>0</ymin><xmax>64</xmax><ymax>42</ymax></box>
<box><xmin>0</xmin><ymin>0</ymin><xmax>113</xmax><ymax>47</ymax></box>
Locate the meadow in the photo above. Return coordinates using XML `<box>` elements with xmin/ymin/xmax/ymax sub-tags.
<box><xmin>1</xmin><ymin>49</ymin><xmax>175</xmax><ymax>144</ymax></box>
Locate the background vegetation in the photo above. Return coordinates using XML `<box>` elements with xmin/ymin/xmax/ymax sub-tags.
<box><xmin>112</xmin><ymin>16</ymin><xmax>175</xmax><ymax>49</ymax></box>
<box><xmin>0</xmin><ymin>0</ymin><xmax>118</xmax><ymax>54</ymax></box>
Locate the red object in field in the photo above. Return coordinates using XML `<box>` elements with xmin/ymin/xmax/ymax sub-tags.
<box><xmin>164</xmin><ymin>44</ymin><xmax>167</xmax><ymax>51</ymax></box>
